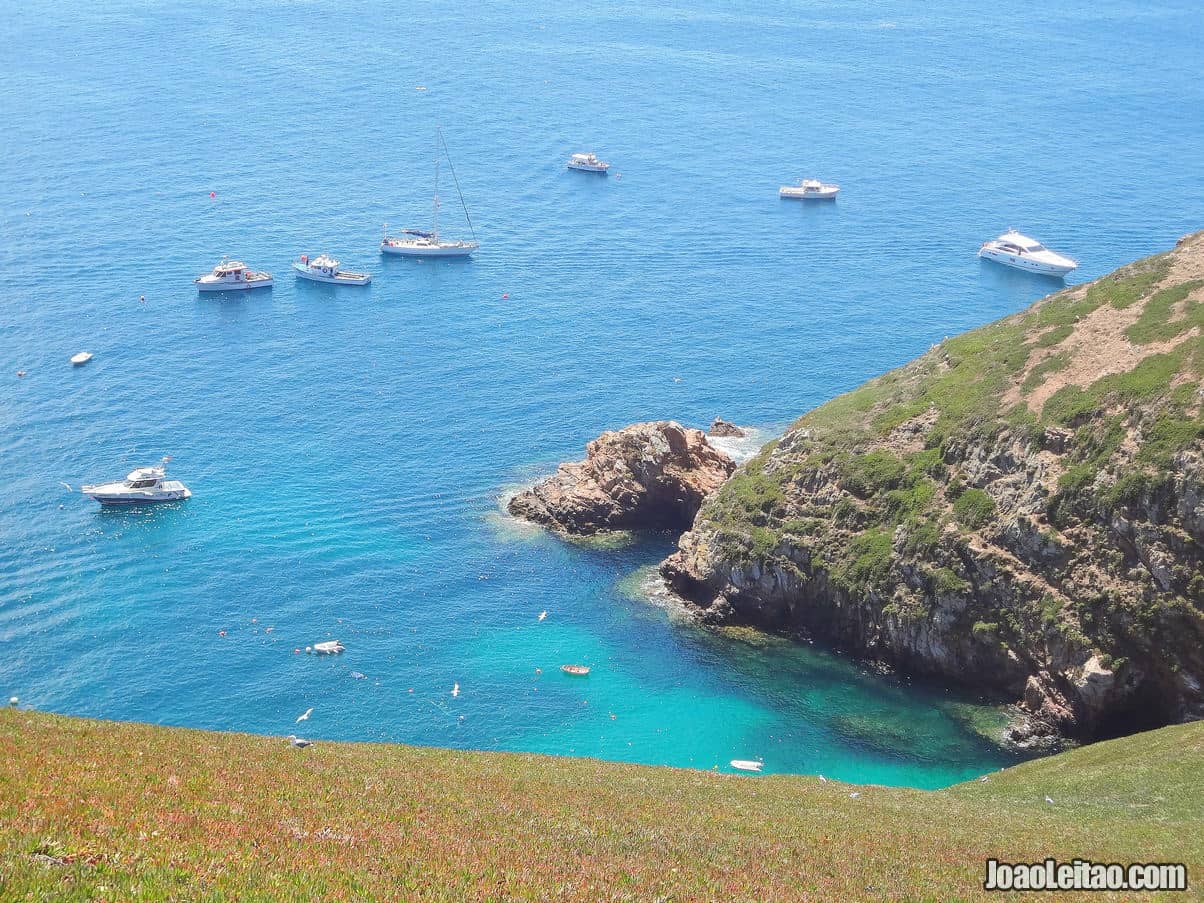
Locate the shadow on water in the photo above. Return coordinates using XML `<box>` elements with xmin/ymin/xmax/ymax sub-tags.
<box><xmin>613</xmin><ymin>561</ymin><xmax>1031</xmax><ymax>777</ymax></box>
<box><xmin>977</xmin><ymin>256</ymin><xmax>1069</xmax><ymax>304</ymax></box>
<box><xmin>700</xmin><ymin>624</ymin><xmax>1022</xmax><ymax>764</ymax></box>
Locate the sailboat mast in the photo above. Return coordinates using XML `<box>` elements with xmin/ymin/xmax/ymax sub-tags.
<box><xmin>432</xmin><ymin>155</ymin><xmax>440</xmax><ymax>242</ymax></box>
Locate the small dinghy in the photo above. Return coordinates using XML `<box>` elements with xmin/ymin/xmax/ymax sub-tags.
<box><xmin>309</xmin><ymin>641</ymin><xmax>345</xmax><ymax>655</ymax></box>
<box><xmin>730</xmin><ymin>759</ymin><xmax>764</xmax><ymax>772</ymax></box>
<box><xmin>70</xmin><ymin>351</ymin><xmax>93</xmax><ymax>366</ymax></box>
<box><xmin>560</xmin><ymin>664</ymin><xmax>590</xmax><ymax>676</ymax></box>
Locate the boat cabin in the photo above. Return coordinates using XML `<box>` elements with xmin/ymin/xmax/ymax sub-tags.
<box><xmin>998</xmin><ymin>233</ymin><xmax>1045</xmax><ymax>253</ymax></box>
<box><xmin>213</xmin><ymin>261</ymin><xmax>248</xmax><ymax>279</ymax></box>
<box><xmin>300</xmin><ymin>254</ymin><xmax>339</xmax><ymax>276</ymax></box>
<box><xmin>124</xmin><ymin>467</ymin><xmax>163</xmax><ymax>488</ymax></box>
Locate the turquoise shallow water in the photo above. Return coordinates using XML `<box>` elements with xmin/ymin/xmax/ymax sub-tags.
<box><xmin>2</xmin><ymin>0</ymin><xmax>1202</xmax><ymax>789</ymax></box>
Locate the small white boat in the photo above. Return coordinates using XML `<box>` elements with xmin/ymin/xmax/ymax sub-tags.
<box><xmin>382</xmin><ymin>128</ymin><xmax>479</xmax><ymax>258</ymax></box>
<box><xmin>779</xmin><ymin>178</ymin><xmax>839</xmax><ymax>200</ymax></box>
<box><xmin>70</xmin><ymin>352</ymin><xmax>93</xmax><ymax>366</ymax></box>
<box><xmin>310</xmin><ymin>640</ymin><xmax>345</xmax><ymax>655</ymax></box>
<box><xmin>292</xmin><ymin>254</ymin><xmax>371</xmax><ymax>285</ymax></box>
<box><xmin>560</xmin><ymin>664</ymin><xmax>590</xmax><ymax>676</ymax></box>
<box><xmin>978</xmin><ymin>231</ymin><xmax>1078</xmax><ymax>277</ymax></box>
<box><xmin>81</xmin><ymin>457</ymin><xmax>191</xmax><ymax>506</ymax></box>
<box><xmin>567</xmin><ymin>152</ymin><xmax>610</xmax><ymax>173</ymax></box>
<box><xmin>730</xmin><ymin>759</ymin><xmax>764</xmax><ymax>772</ymax></box>
<box><xmin>194</xmin><ymin>259</ymin><xmax>273</xmax><ymax>292</ymax></box>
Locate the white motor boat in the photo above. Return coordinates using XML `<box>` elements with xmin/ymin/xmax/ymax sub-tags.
<box><xmin>81</xmin><ymin>457</ymin><xmax>191</xmax><ymax>506</ymax></box>
<box><xmin>292</xmin><ymin>254</ymin><xmax>371</xmax><ymax>285</ymax></box>
<box><xmin>567</xmin><ymin>152</ymin><xmax>610</xmax><ymax>173</ymax></box>
<box><xmin>779</xmin><ymin>178</ymin><xmax>839</xmax><ymax>200</ymax></box>
<box><xmin>194</xmin><ymin>259</ymin><xmax>273</xmax><ymax>292</ymax></box>
<box><xmin>978</xmin><ymin>231</ymin><xmax>1078</xmax><ymax>277</ymax></box>
<box><xmin>70</xmin><ymin>351</ymin><xmax>93</xmax><ymax>366</ymax></box>
<box><xmin>382</xmin><ymin>128</ymin><xmax>479</xmax><ymax>258</ymax></box>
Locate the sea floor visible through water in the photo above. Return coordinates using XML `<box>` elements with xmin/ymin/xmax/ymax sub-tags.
<box><xmin>1</xmin><ymin>0</ymin><xmax>1201</xmax><ymax>788</ymax></box>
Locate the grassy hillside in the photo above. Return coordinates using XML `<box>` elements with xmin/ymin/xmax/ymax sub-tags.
<box><xmin>1</xmin><ymin>709</ymin><xmax>1200</xmax><ymax>901</ymax></box>
<box><xmin>705</xmin><ymin>232</ymin><xmax>1203</xmax><ymax>589</ymax></box>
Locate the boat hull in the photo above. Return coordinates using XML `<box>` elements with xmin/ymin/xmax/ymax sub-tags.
<box><xmin>84</xmin><ymin>488</ymin><xmax>192</xmax><ymax>506</ymax></box>
<box><xmin>978</xmin><ymin>247</ymin><xmax>1076</xmax><ymax>277</ymax></box>
<box><xmin>195</xmin><ymin>277</ymin><xmax>273</xmax><ymax>292</ymax></box>
<box><xmin>291</xmin><ymin>263</ymin><xmax>371</xmax><ymax>285</ymax></box>
<box><xmin>381</xmin><ymin>241</ymin><xmax>477</xmax><ymax>258</ymax></box>
<box><xmin>567</xmin><ymin>163</ymin><xmax>609</xmax><ymax>173</ymax></box>
<box><xmin>779</xmin><ymin>187</ymin><xmax>838</xmax><ymax>200</ymax></box>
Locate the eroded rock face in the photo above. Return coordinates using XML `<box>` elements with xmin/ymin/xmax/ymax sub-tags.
<box><xmin>660</xmin><ymin>236</ymin><xmax>1204</xmax><ymax>746</ymax></box>
<box><xmin>508</xmin><ymin>421</ymin><xmax>735</xmax><ymax>534</ymax></box>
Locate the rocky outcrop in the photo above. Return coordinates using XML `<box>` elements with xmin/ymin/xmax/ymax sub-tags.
<box><xmin>708</xmin><ymin>418</ymin><xmax>747</xmax><ymax>438</ymax></box>
<box><xmin>509</xmin><ymin>421</ymin><xmax>735</xmax><ymax>534</ymax></box>
<box><xmin>662</xmin><ymin>234</ymin><xmax>1204</xmax><ymax>745</ymax></box>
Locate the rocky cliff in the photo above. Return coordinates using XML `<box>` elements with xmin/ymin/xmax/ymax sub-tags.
<box><xmin>663</xmin><ymin>233</ymin><xmax>1204</xmax><ymax>744</ymax></box>
<box><xmin>509</xmin><ymin>421</ymin><xmax>735</xmax><ymax>534</ymax></box>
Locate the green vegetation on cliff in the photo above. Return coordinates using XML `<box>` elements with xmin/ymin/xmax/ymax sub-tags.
<box><xmin>670</xmin><ymin>234</ymin><xmax>1204</xmax><ymax>741</ymax></box>
<box><xmin>1</xmin><ymin>710</ymin><xmax>1201</xmax><ymax>901</ymax></box>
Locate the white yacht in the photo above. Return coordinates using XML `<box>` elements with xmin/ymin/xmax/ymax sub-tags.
<box><xmin>381</xmin><ymin>128</ymin><xmax>479</xmax><ymax>258</ymax></box>
<box><xmin>194</xmin><ymin>259</ymin><xmax>273</xmax><ymax>292</ymax></box>
<box><xmin>978</xmin><ymin>231</ymin><xmax>1078</xmax><ymax>277</ymax></box>
<box><xmin>779</xmin><ymin>178</ymin><xmax>839</xmax><ymax>200</ymax></box>
<box><xmin>81</xmin><ymin>458</ymin><xmax>191</xmax><ymax>506</ymax></box>
<box><xmin>292</xmin><ymin>254</ymin><xmax>371</xmax><ymax>285</ymax></box>
<box><xmin>70</xmin><ymin>351</ymin><xmax>93</xmax><ymax>366</ymax></box>
<box><xmin>567</xmin><ymin>152</ymin><xmax>610</xmax><ymax>173</ymax></box>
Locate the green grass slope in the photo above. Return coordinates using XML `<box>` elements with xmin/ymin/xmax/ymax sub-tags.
<box><xmin>1</xmin><ymin>709</ymin><xmax>1200</xmax><ymax>901</ymax></box>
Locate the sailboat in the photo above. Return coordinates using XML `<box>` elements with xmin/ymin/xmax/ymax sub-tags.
<box><xmin>381</xmin><ymin>129</ymin><xmax>479</xmax><ymax>258</ymax></box>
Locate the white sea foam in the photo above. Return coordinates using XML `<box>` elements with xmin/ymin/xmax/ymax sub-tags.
<box><xmin>706</xmin><ymin>425</ymin><xmax>774</xmax><ymax>464</ymax></box>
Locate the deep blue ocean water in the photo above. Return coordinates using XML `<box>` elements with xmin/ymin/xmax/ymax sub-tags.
<box><xmin>2</xmin><ymin>1</ymin><xmax>1202</xmax><ymax>789</ymax></box>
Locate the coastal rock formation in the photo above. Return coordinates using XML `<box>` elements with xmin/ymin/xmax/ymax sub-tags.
<box><xmin>663</xmin><ymin>233</ymin><xmax>1204</xmax><ymax>745</ymax></box>
<box><xmin>509</xmin><ymin>421</ymin><xmax>735</xmax><ymax>534</ymax></box>
<box><xmin>709</xmin><ymin>418</ymin><xmax>747</xmax><ymax>438</ymax></box>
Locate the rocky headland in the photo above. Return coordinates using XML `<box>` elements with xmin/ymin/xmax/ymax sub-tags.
<box><xmin>507</xmin><ymin>420</ymin><xmax>735</xmax><ymax>534</ymax></box>
<box><xmin>662</xmin><ymin>233</ymin><xmax>1204</xmax><ymax>745</ymax></box>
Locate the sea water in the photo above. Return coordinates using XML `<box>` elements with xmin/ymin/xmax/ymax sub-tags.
<box><xmin>1</xmin><ymin>0</ymin><xmax>1201</xmax><ymax>789</ymax></box>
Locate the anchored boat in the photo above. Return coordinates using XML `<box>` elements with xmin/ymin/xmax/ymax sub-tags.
<box><xmin>567</xmin><ymin>152</ymin><xmax>610</xmax><ymax>173</ymax></box>
<box><xmin>978</xmin><ymin>230</ymin><xmax>1078</xmax><ymax>277</ymax></box>
<box><xmin>81</xmin><ymin>457</ymin><xmax>191</xmax><ymax>506</ymax></box>
<box><xmin>195</xmin><ymin>259</ymin><xmax>273</xmax><ymax>292</ymax></box>
<box><xmin>292</xmin><ymin>254</ymin><xmax>371</xmax><ymax>285</ymax></box>
<box><xmin>381</xmin><ymin>128</ymin><xmax>479</xmax><ymax>258</ymax></box>
<box><xmin>779</xmin><ymin>178</ymin><xmax>839</xmax><ymax>200</ymax></box>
